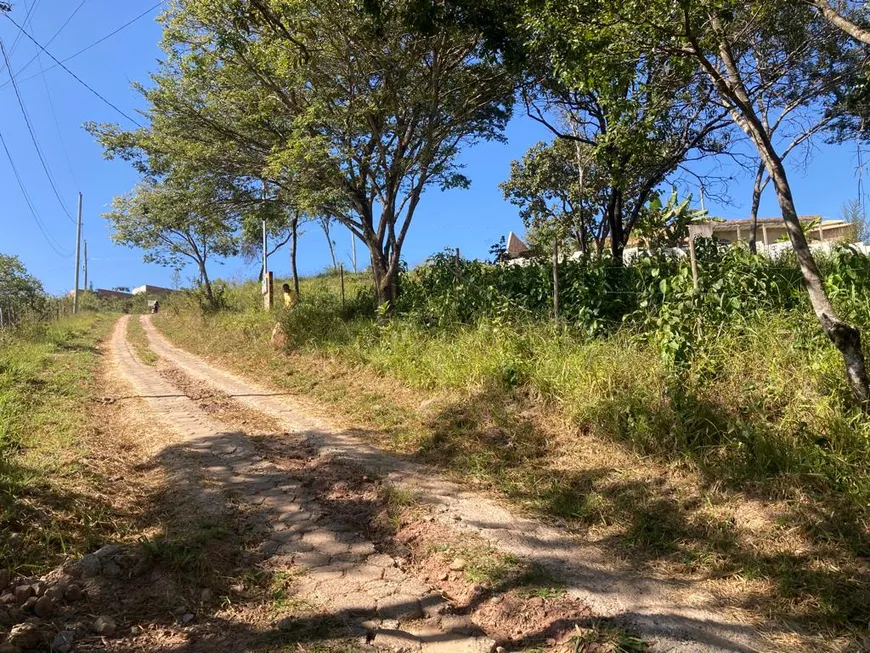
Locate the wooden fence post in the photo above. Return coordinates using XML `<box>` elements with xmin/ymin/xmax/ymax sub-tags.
<box><xmin>553</xmin><ymin>240</ymin><xmax>560</xmax><ymax>321</ymax></box>
<box><xmin>263</xmin><ymin>271</ymin><xmax>274</xmax><ymax>310</ymax></box>
<box><xmin>340</xmin><ymin>263</ymin><xmax>346</xmax><ymax>310</ymax></box>
<box><xmin>688</xmin><ymin>235</ymin><xmax>700</xmax><ymax>292</ymax></box>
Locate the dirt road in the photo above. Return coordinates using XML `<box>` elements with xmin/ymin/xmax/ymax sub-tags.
<box><xmin>113</xmin><ymin>314</ymin><xmax>771</xmax><ymax>653</ymax></box>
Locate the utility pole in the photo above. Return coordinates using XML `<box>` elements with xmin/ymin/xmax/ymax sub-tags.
<box><xmin>699</xmin><ymin>183</ymin><xmax>707</xmax><ymax>214</ymax></box>
<box><xmin>83</xmin><ymin>240</ymin><xmax>88</xmax><ymax>291</ymax></box>
<box><xmin>261</xmin><ymin>180</ymin><xmax>268</xmax><ymax>280</ymax></box>
<box><xmin>73</xmin><ymin>193</ymin><xmax>82</xmax><ymax>314</ymax></box>
<box><xmin>262</xmin><ymin>219</ymin><xmax>268</xmax><ymax>279</ymax></box>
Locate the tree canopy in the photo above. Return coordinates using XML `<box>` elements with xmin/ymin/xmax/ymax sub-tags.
<box><xmin>0</xmin><ymin>254</ymin><xmax>45</xmax><ymax>315</ymax></box>
<box><xmin>93</xmin><ymin>0</ymin><xmax>515</xmax><ymax>307</ymax></box>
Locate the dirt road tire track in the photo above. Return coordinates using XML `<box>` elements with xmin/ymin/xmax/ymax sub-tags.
<box><xmin>137</xmin><ymin>316</ymin><xmax>771</xmax><ymax>653</ymax></box>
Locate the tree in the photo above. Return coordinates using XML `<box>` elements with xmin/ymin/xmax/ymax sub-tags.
<box><xmin>805</xmin><ymin>0</ymin><xmax>870</xmax><ymax>45</ymax></box>
<box><xmin>0</xmin><ymin>254</ymin><xmax>45</xmax><ymax>318</ymax></box>
<box><xmin>514</xmin><ymin>2</ymin><xmax>733</xmax><ymax>263</ymax></box>
<box><xmin>108</xmin><ymin>0</ymin><xmax>515</xmax><ymax>309</ymax></box>
<box><xmin>500</xmin><ymin>139</ymin><xmax>611</xmax><ymax>255</ymax></box>
<box><xmin>842</xmin><ymin>198</ymin><xmax>870</xmax><ymax>242</ymax></box>
<box><xmin>105</xmin><ymin>178</ymin><xmax>240</xmax><ymax>306</ymax></box>
<box><xmin>722</xmin><ymin>7</ymin><xmax>846</xmax><ymax>252</ymax></box>
<box><xmin>612</xmin><ymin>0</ymin><xmax>870</xmax><ymax>401</ymax></box>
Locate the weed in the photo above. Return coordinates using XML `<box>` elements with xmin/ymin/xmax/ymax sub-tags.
<box><xmin>571</xmin><ymin>621</ymin><xmax>648</xmax><ymax>652</ymax></box>
<box><xmin>269</xmin><ymin>569</ymin><xmax>312</xmax><ymax>614</ymax></box>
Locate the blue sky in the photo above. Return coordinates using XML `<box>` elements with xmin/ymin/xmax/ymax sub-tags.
<box><xmin>0</xmin><ymin>0</ymin><xmax>867</xmax><ymax>295</ymax></box>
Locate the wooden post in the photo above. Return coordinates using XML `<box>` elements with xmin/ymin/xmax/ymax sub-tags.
<box><xmin>736</xmin><ymin>225</ymin><xmax>741</xmax><ymax>243</ymax></box>
<box><xmin>340</xmin><ymin>263</ymin><xmax>346</xmax><ymax>310</ymax></box>
<box><xmin>552</xmin><ymin>240</ymin><xmax>560</xmax><ymax>321</ymax></box>
<box><xmin>263</xmin><ymin>271</ymin><xmax>274</xmax><ymax>310</ymax></box>
<box><xmin>761</xmin><ymin>224</ymin><xmax>769</xmax><ymax>250</ymax></box>
<box><xmin>818</xmin><ymin>224</ymin><xmax>825</xmax><ymax>242</ymax></box>
<box><xmin>688</xmin><ymin>234</ymin><xmax>699</xmax><ymax>292</ymax></box>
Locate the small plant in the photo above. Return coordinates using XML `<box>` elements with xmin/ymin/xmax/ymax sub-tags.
<box><xmin>571</xmin><ymin>622</ymin><xmax>648</xmax><ymax>652</ymax></box>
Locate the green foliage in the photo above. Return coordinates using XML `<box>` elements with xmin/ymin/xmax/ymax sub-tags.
<box><xmin>93</xmin><ymin>0</ymin><xmax>515</xmax><ymax>307</ymax></box>
<box><xmin>635</xmin><ymin>188</ymin><xmax>707</xmax><ymax>248</ymax></box>
<box><xmin>0</xmin><ymin>253</ymin><xmax>47</xmax><ymax>319</ymax></box>
<box><xmin>500</xmin><ymin>139</ymin><xmax>608</xmax><ymax>254</ymax></box>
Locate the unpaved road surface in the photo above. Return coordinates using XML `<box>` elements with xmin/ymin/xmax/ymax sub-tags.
<box><xmin>127</xmin><ymin>315</ymin><xmax>769</xmax><ymax>653</ymax></box>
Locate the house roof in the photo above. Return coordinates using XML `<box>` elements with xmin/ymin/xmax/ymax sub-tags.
<box><xmin>703</xmin><ymin>216</ymin><xmax>828</xmax><ymax>230</ymax></box>
<box><xmin>506</xmin><ymin>231</ymin><xmax>531</xmax><ymax>257</ymax></box>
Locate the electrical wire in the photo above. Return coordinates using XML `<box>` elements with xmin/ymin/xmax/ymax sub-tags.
<box><xmin>6</xmin><ymin>0</ymin><xmax>87</xmax><ymax>80</ymax></box>
<box><xmin>2</xmin><ymin>13</ymin><xmax>143</xmax><ymax>126</ymax></box>
<box><xmin>0</xmin><ymin>129</ymin><xmax>73</xmax><ymax>258</ymax></box>
<box><xmin>0</xmin><ymin>0</ymin><xmax>38</xmax><ymax>68</ymax></box>
<box><xmin>3</xmin><ymin>2</ymin><xmax>164</xmax><ymax>89</ymax></box>
<box><xmin>0</xmin><ymin>38</ymin><xmax>76</xmax><ymax>223</ymax></box>
<box><xmin>37</xmin><ymin>49</ymin><xmax>78</xmax><ymax>187</ymax></box>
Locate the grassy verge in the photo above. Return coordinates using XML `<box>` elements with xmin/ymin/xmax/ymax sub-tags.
<box><xmin>126</xmin><ymin>314</ymin><xmax>159</xmax><ymax>365</ymax></box>
<box><xmin>153</xmin><ymin>281</ymin><xmax>870</xmax><ymax>647</ymax></box>
<box><xmin>0</xmin><ymin>314</ymin><xmax>124</xmax><ymax>574</ymax></box>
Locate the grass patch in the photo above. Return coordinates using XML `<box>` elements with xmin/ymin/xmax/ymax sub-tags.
<box><xmin>571</xmin><ymin>621</ymin><xmax>649</xmax><ymax>652</ymax></box>
<box><xmin>126</xmin><ymin>315</ymin><xmax>159</xmax><ymax>365</ymax></box>
<box><xmin>0</xmin><ymin>314</ymin><xmax>121</xmax><ymax>574</ymax></box>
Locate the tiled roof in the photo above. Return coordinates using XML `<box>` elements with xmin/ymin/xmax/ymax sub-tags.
<box><xmin>703</xmin><ymin>216</ymin><xmax>825</xmax><ymax>229</ymax></box>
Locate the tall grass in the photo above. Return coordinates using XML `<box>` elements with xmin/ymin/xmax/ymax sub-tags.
<box><xmin>159</xmin><ymin>265</ymin><xmax>870</xmax><ymax>520</ymax></box>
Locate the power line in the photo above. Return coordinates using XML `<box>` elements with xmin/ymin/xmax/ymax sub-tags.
<box><xmin>3</xmin><ymin>2</ymin><xmax>164</xmax><ymax>89</ymax></box>
<box><xmin>5</xmin><ymin>0</ymin><xmax>87</xmax><ymax>80</ymax></box>
<box><xmin>3</xmin><ymin>13</ymin><xmax>143</xmax><ymax>126</ymax></box>
<box><xmin>0</xmin><ymin>129</ymin><xmax>72</xmax><ymax>258</ymax></box>
<box><xmin>0</xmin><ymin>38</ymin><xmax>76</xmax><ymax>223</ymax></box>
<box><xmin>37</xmin><ymin>49</ymin><xmax>78</xmax><ymax>187</ymax></box>
<box><xmin>0</xmin><ymin>0</ymin><xmax>38</xmax><ymax>68</ymax></box>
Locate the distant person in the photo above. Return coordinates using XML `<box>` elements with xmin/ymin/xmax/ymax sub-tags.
<box><xmin>282</xmin><ymin>283</ymin><xmax>298</xmax><ymax>309</ymax></box>
<box><xmin>151</xmin><ymin>300</ymin><xmax>160</xmax><ymax>314</ymax></box>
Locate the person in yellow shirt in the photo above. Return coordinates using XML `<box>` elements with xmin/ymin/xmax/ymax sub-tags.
<box><xmin>282</xmin><ymin>283</ymin><xmax>299</xmax><ymax>309</ymax></box>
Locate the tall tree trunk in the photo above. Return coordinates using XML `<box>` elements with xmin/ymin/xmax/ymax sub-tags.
<box><xmin>607</xmin><ymin>189</ymin><xmax>626</xmax><ymax>263</ymax></box>
<box><xmin>199</xmin><ymin>262</ymin><xmax>214</xmax><ymax>305</ymax></box>
<box><xmin>576</xmin><ymin>225</ymin><xmax>588</xmax><ymax>255</ymax></box>
<box><xmin>290</xmin><ymin>213</ymin><xmax>300</xmax><ymax>296</ymax></box>
<box><xmin>369</xmin><ymin>245</ymin><xmax>399</xmax><ymax>309</ymax></box>
<box><xmin>758</xmin><ymin>139</ymin><xmax>870</xmax><ymax>402</ymax></box>
<box><xmin>749</xmin><ymin>162</ymin><xmax>764</xmax><ymax>254</ymax></box>
<box><xmin>689</xmin><ymin>28</ymin><xmax>870</xmax><ymax>403</ymax></box>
